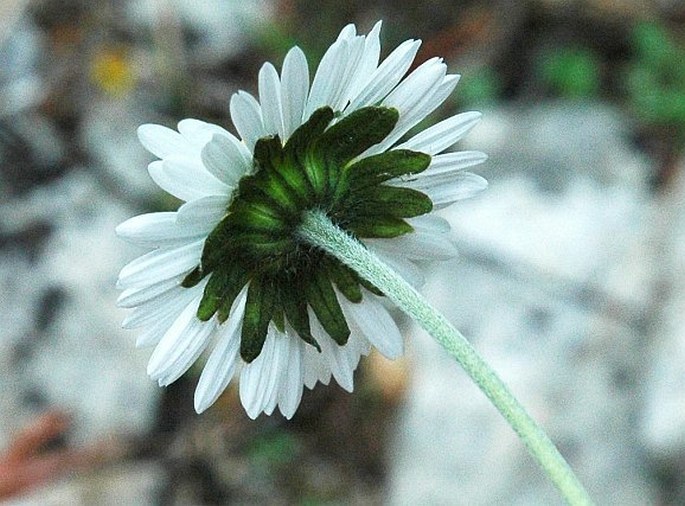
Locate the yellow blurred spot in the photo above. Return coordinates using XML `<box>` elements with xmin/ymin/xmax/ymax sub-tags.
<box><xmin>90</xmin><ymin>48</ymin><xmax>135</xmax><ymax>97</ymax></box>
<box><xmin>366</xmin><ymin>352</ymin><xmax>409</xmax><ymax>403</ymax></box>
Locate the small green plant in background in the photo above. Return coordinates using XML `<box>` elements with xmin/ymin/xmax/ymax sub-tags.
<box><xmin>247</xmin><ymin>430</ymin><xmax>300</xmax><ymax>469</ymax></box>
<box><xmin>626</xmin><ymin>21</ymin><xmax>685</xmax><ymax>147</ymax></box>
<box><xmin>456</xmin><ymin>67</ymin><xmax>502</xmax><ymax>107</ymax></box>
<box><xmin>539</xmin><ymin>46</ymin><xmax>601</xmax><ymax>99</ymax></box>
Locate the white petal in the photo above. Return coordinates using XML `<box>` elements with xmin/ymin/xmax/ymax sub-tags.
<box><xmin>407</xmin><ymin>214</ymin><xmax>451</xmax><ymax>234</ymax></box>
<box><xmin>347</xmin><ymin>39</ymin><xmax>421</xmax><ymax>112</ymax></box>
<box><xmin>263</xmin><ymin>333</ymin><xmax>292</xmax><ymax>416</ymax></box>
<box><xmin>137</xmin><ymin>124</ymin><xmax>192</xmax><ymax>159</ymax></box>
<box><xmin>361</xmin><ymin>58</ymin><xmax>447</xmax><ymax>157</ymax></box>
<box><xmin>305</xmin><ymin>39</ymin><xmax>348</xmax><ymax>116</ymax></box>
<box><xmin>239</xmin><ymin>327</ymin><xmax>281</xmax><ymax>419</ymax></box>
<box><xmin>116</xmin><ymin>212</ymin><xmax>207</xmax><ymax>248</ymax></box>
<box><xmin>365</xmin><ymin>230</ymin><xmax>457</xmax><ymax>261</ymax></box>
<box><xmin>345</xmin><ymin>21</ymin><xmax>382</xmax><ymax>102</ymax></box>
<box><xmin>147</xmin><ymin>287</ymin><xmax>214</xmax><ymax>385</ymax></box>
<box><xmin>258</xmin><ymin>62</ymin><xmax>285</xmax><ymax>139</ymax></box>
<box><xmin>428</xmin><ymin>73</ymin><xmax>461</xmax><ymax>111</ymax></box>
<box><xmin>164</xmin><ymin>157</ymin><xmax>230</xmax><ymax>193</ymax></box>
<box><xmin>310</xmin><ymin>313</ymin><xmax>355</xmax><ymax>392</ymax></box>
<box><xmin>280</xmin><ymin>46</ymin><xmax>309</xmax><ymax>140</ymax></box>
<box><xmin>201</xmin><ymin>133</ymin><xmax>252</xmax><ymax>187</ymax></box>
<box><xmin>379</xmin><ymin>73</ymin><xmax>460</xmax><ymax>154</ymax></box>
<box><xmin>176</xmin><ymin>195</ymin><xmax>229</xmax><ymax>227</ymax></box>
<box><xmin>420</xmin><ymin>171</ymin><xmax>488</xmax><ymax>208</ymax></box>
<box><xmin>382</xmin><ymin>57</ymin><xmax>446</xmax><ymax>113</ymax></box>
<box><xmin>341</xmin><ymin>292</ymin><xmax>404</xmax><ymax>360</ymax></box>
<box><xmin>135</xmin><ymin>317</ymin><xmax>172</xmax><ymax>348</ymax></box>
<box><xmin>194</xmin><ymin>286</ymin><xmax>248</xmax><ymax>413</ymax></box>
<box><xmin>337</xmin><ymin>23</ymin><xmax>357</xmax><ymax>40</ymax></box>
<box><xmin>148</xmin><ymin>158</ymin><xmax>229</xmax><ymax>202</ymax></box>
<box><xmin>368</xmin><ymin>247</ymin><xmax>425</xmax><ymax>287</ymax></box>
<box><xmin>329</xmin><ymin>36</ymin><xmax>366</xmax><ymax>111</ymax></box>
<box><xmin>118</xmin><ymin>276</ymin><xmax>183</xmax><ymax>308</ymax></box>
<box><xmin>336</xmin><ymin>326</ymin><xmax>371</xmax><ymax>374</ymax></box>
<box><xmin>396</xmin><ymin>111</ymin><xmax>482</xmax><ymax>154</ymax></box>
<box><xmin>277</xmin><ymin>336</ymin><xmax>304</xmax><ymax>419</ymax></box>
<box><xmin>394</xmin><ymin>151</ymin><xmax>487</xmax><ymax>205</ymax></box>
<box><xmin>230</xmin><ymin>91</ymin><xmax>265</xmax><ymax>151</ymax></box>
<box><xmin>177</xmin><ymin>119</ymin><xmax>232</xmax><ymax>149</ymax></box>
<box><xmin>148</xmin><ymin>161</ymin><xmax>194</xmax><ymax>202</ymax></box>
<box><xmin>117</xmin><ymin>240</ymin><xmax>203</xmax><ymax>288</ymax></box>
<box><xmin>422</xmin><ymin>150</ymin><xmax>488</xmax><ymax>176</ymax></box>
<box><xmin>302</xmin><ymin>340</ymin><xmax>333</xmax><ymax>389</ymax></box>
<box><xmin>122</xmin><ymin>285</ymin><xmax>197</xmax><ymax>329</ymax></box>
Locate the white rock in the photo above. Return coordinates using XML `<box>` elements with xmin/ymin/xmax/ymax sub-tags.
<box><xmin>389</xmin><ymin>261</ymin><xmax>656</xmax><ymax>505</ymax></box>
<box><xmin>0</xmin><ymin>15</ymin><xmax>44</xmax><ymax>118</ymax></box>
<box><xmin>81</xmin><ymin>100</ymin><xmax>160</xmax><ymax>202</ymax></box>
<box><xmin>4</xmin><ymin>462</ymin><xmax>164</xmax><ymax>506</ymax></box>
<box><xmin>641</xmin><ymin>164</ymin><xmax>685</xmax><ymax>458</ymax></box>
<box><xmin>0</xmin><ymin>171</ymin><xmax>158</xmax><ymax>448</ymax></box>
<box><xmin>126</xmin><ymin>0</ymin><xmax>273</xmax><ymax>65</ymax></box>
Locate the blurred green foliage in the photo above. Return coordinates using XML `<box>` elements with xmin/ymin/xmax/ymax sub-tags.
<box><xmin>247</xmin><ymin>429</ymin><xmax>300</xmax><ymax>468</ymax></box>
<box><xmin>626</xmin><ymin>21</ymin><xmax>685</xmax><ymax>143</ymax></box>
<box><xmin>539</xmin><ymin>46</ymin><xmax>601</xmax><ymax>99</ymax></box>
<box><xmin>456</xmin><ymin>67</ymin><xmax>502</xmax><ymax>107</ymax></box>
<box><xmin>255</xmin><ymin>21</ymin><xmax>303</xmax><ymax>62</ymax></box>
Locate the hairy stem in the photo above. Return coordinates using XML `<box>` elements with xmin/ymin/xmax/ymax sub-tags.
<box><xmin>298</xmin><ymin>209</ymin><xmax>593</xmax><ymax>506</ymax></box>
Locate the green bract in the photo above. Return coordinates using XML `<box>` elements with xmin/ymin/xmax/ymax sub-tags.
<box><xmin>182</xmin><ymin>106</ymin><xmax>432</xmax><ymax>362</ymax></box>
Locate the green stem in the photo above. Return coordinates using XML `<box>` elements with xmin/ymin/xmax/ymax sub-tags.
<box><xmin>298</xmin><ymin>209</ymin><xmax>593</xmax><ymax>506</ymax></box>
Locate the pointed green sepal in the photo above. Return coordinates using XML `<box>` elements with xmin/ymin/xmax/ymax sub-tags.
<box><xmin>199</xmin><ymin>215</ymin><xmax>234</xmax><ymax>273</ymax></box>
<box><xmin>359</xmin><ymin>276</ymin><xmax>384</xmax><ymax>297</ymax></box>
<box><xmin>356</xmin><ymin>185</ymin><xmax>433</xmax><ymax>218</ymax></box>
<box><xmin>284</xmin><ymin>107</ymin><xmax>335</xmax><ymax>158</ymax></box>
<box><xmin>280</xmin><ymin>283</ymin><xmax>321</xmax><ymax>352</ymax></box>
<box><xmin>271</xmin><ymin>159</ymin><xmax>313</xmax><ymax>204</ymax></box>
<box><xmin>345</xmin><ymin>149</ymin><xmax>431</xmax><ymax>191</ymax></box>
<box><xmin>347</xmin><ymin>215</ymin><xmax>413</xmax><ymax>238</ymax></box>
<box><xmin>254</xmin><ymin>136</ymin><xmax>313</xmax><ymax>207</ymax></box>
<box><xmin>228</xmin><ymin>199</ymin><xmax>288</xmax><ymax>233</ymax></box>
<box><xmin>237</xmin><ymin>171</ymin><xmax>300</xmax><ymax>216</ymax></box>
<box><xmin>272</xmin><ymin>307</ymin><xmax>285</xmax><ymax>333</ymax></box>
<box><xmin>241</xmin><ymin>278</ymin><xmax>277</xmax><ymax>362</ymax></box>
<box><xmin>314</xmin><ymin>106</ymin><xmax>399</xmax><ymax>167</ymax></box>
<box><xmin>284</xmin><ymin>107</ymin><xmax>336</xmax><ymax>197</ymax></box>
<box><xmin>222</xmin><ymin>232</ymin><xmax>293</xmax><ymax>262</ymax></box>
<box><xmin>181</xmin><ymin>266</ymin><xmax>205</xmax><ymax>288</ymax></box>
<box><xmin>306</xmin><ymin>269</ymin><xmax>350</xmax><ymax>345</ymax></box>
<box><xmin>199</xmin><ymin>266</ymin><xmax>250</xmax><ymax>322</ymax></box>
<box><xmin>253</xmin><ymin>136</ymin><xmax>284</xmax><ymax>173</ymax></box>
<box><xmin>326</xmin><ymin>258</ymin><xmax>362</xmax><ymax>303</ymax></box>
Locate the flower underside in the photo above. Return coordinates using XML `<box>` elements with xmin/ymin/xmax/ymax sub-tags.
<box><xmin>182</xmin><ymin>106</ymin><xmax>432</xmax><ymax>362</ymax></box>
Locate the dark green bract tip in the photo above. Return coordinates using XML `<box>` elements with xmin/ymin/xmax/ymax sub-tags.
<box><xmin>182</xmin><ymin>106</ymin><xmax>433</xmax><ymax>362</ymax></box>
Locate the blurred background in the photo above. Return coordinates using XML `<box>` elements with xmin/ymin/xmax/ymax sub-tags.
<box><xmin>2</xmin><ymin>0</ymin><xmax>685</xmax><ymax>504</ymax></box>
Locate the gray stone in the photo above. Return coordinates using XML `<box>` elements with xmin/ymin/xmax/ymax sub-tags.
<box><xmin>388</xmin><ymin>260</ymin><xmax>656</xmax><ymax>505</ymax></box>
<box><xmin>5</xmin><ymin>461</ymin><xmax>164</xmax><ymax>506</ymax></box>
<box><xmin>464</xmin><ymin>102</ymin><xmax>649</xmax><ymax>189</ymax></box>
<box><xmin>0</xmin><ymin>170</ymin><xmax>158</xmax><ymax>448</ymax></box>
<box><xmin>640</xmin><ymin>166</ymin><xmax>685</xmax><ymax>459</ymax></box>
<box><xmin>125</xmin><ymin>0</ymin><xmax>273</xmax><ymax>65</ymax></box>
<box><xmin>0</xmin><ymin>14</ymin><xmax>44</xmax><ymax>118</ymax></box>
<box><xmin>80</xmin><ymin>99</ymin><xmax>160</xmax><ymax>203</ymax></box>
<box><xmin>456</xmin><ymin>102</ymin><xmax>655</xmax><ymax>309</ymax></box>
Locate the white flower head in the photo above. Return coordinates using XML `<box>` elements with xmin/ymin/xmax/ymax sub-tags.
<box><xmin>116</xmin><ymin>21</ymin><xmax>487</xmax><ymax>419</ymax></box>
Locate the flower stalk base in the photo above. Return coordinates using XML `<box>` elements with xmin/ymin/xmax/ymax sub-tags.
<box><xmin>298</xmin><ymin>208</ymin><xmax>593</xmax><ymax>506</ymax></box>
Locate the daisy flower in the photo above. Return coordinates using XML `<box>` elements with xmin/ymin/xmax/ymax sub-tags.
<box><xmin>116</xmin><ymin>21</ymin><xmax>487</xmax><ymax>419</ymax></box>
